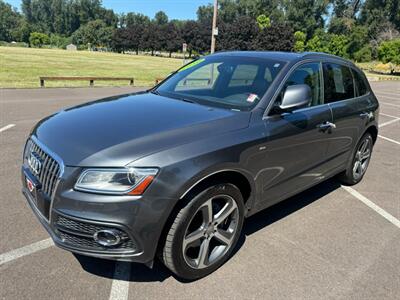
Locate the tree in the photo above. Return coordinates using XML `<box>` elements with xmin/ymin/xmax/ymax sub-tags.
<box><xmin>160</xmin><ymin>23</ymin><xmax>182</xmax><ymax>57</ymax></box>
<box><xmin>256</xmin><ymin>23</ymin><xmax>295</xmax><ymax>51</ymax></box>
<box><xmin>0</xmin><ymin>0</ymin><xmax>22</xmax><ymax>41</ymax></box>
<box><xmin>72</xmin><ymin>19</ymin><xmax>114</xmax><ymax>48</ymax></box>
<box><xmin>18</xmin><ymin>0</ymin><xmax>117</xmax><ymax>36</ymax></box>
<box><xmin>112</xmin><ymin>26</ymin><xmax>144</xmax><ymax>54</ymax></box>
<box><xmin>29</xmin><ymin>32</ymin><xmax>49</xmax><ymax>47</ymax></box>
<box><xmin>359</xmin><ymin>0</ymin><xmax>400</xmax><ymax>38</ymax></box>
<box><xmin>122</xmin><ymin>12</ymin><xmax>150</xmax><ymax>28</ymax></box>
<box><xmin>281</xmin><ymin>0</ymin><xmax>330</xmax><ymax>38</ymax></box>
<box><xmin>141</xmin><ymin>23</ymin><xmax>161</xmax><ymax>55</ymax></box>
<box><xmin>154</xmin><ymin>11</ymin><xmax>168</xmax><ymax>25</ymax></box>
<box><xmin>12</xmin><ymin>19</ymin><xmax>34</xmax><ymax>43</ymax></box>
<box><xmin>217</xmin><ymin>16</ymin><xmax>258</xmax><ymax>51</ymax></box>
<box><xmin>346</xmin><ymin>25</ymin><xmax>369</xmax><ymax>59</ymax></box>
<box><xmin>182</xmin><ymin>20</ymin><xmax>209</xmax><ymax>56</ymax></box>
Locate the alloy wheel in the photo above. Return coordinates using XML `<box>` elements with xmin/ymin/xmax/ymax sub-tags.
<box><xmin>353</xmin><ymin>137</ymin><xmax>372</xmax><ymax>180</ymax></box>
<box><xmin>182</xmin><ymin>195</ymin><xmax>239</xmax><ymax>269</ymax></box>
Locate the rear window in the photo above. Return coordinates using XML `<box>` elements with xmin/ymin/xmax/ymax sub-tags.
<box><xmin>323</xmin><ymin>63</ymin><xmax>355</xmax><ymax>103</ymax></box>
<box><xmin>352</xmin><ymin>69</ymin><xmax>369</xmax><ymax>96</ymax></box>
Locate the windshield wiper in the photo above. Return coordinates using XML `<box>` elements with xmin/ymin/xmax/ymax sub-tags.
<box><xmin>152</xmin><ymin>90</ymin><xmax>197</xmax><ymax>104</ymax></box>
<box><xmin>150</xmin><ymin>89</ymin><xmax>160</xmax><ymax>96</ymax></box>
<box><xmin>176</xmin><ymin>97</ymin><xmax>195</xmax><ymax>104</ymax></box>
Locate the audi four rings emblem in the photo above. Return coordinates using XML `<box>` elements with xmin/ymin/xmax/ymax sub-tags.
<box><xmin>28</xmin><ymin>152</ymin><xmax>42</xmax><ymax>175</ymax></box>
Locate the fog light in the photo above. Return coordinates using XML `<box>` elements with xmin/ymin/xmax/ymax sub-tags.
<box><xmin>93</xmin><ymin>229</ymin><xmax>122</xmax><ymax>247</ymax></box>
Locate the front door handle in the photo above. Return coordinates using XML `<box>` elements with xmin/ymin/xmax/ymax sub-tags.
<box><xmin>317</xmin><ymin>121</ymin><xmax>336</xmax><ymax>132</ymax></box>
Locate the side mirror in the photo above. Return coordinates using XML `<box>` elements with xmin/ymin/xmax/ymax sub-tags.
<box><xmin>279</xmin><ymin>84</ymin><xmax>311</xmax><ymax>110</ymax></box>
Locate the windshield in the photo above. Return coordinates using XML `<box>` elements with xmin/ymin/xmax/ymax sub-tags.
<box><xmin>155</xmin><ymin>56</ymin><xmax>286</xmax><ymax>111</ymax></box>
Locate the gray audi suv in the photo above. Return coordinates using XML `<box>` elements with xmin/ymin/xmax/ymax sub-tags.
<box><xmin>22</xmin><ymin>52</ymin><xmax>379</xmax><ymax>280</ymax></box>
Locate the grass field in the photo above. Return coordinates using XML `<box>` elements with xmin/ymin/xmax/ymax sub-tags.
<box><xmin>0</xmin><ymin>46</ymin><xmax>183</xmax><ymax>88</ymax></box>
<box><xmin>1</xmin><ymin>47</ymin><xmax>398</xmax><ymax>88</ymax></box>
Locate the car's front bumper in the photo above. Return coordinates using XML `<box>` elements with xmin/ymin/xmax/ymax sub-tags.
<box><xmin>21</xmin><ymin>166</ymin><xmax>176</xmax><ymax>264</ymax></box>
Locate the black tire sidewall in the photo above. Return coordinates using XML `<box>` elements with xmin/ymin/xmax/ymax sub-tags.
<box><xmin>344</xmin><ymin>133</ymin><xmax>373</xmax><ymax>185</ymax></box>
<box><xmin>168</xmin><ymin>183</ymin><xmax>244</xmax><ymax>280</ymax></box>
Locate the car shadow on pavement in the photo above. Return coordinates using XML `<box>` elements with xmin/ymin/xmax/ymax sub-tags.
<box><xmin>75</xmin><ymin>179</ymin><xmax>341</xmax><ymax>283</ymax></box>
<box><xmin>243</xmin><ymin>179</ymin><xmax>341</xmax><ymax>236</ymax></box>
<box><xmin>75</xmin><ymin>253</ymin><xmax>171</xmax><ymax>282</ymax></box>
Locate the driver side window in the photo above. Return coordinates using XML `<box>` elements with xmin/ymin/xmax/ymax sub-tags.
<box><xmin>275</xmin><ymin>62</ymin><xmax>323</xmax><ymax>109</ymax></box>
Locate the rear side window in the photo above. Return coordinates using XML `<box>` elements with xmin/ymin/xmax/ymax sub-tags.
<box><xmin>352</xmin><ymin>69</ymin><xmax>368</xmax><ymax>96</ymax></box>
<box><xmin>323</xmin><ymin>63</ymin><xmax>355</xmax><ymax>103</ymax></box>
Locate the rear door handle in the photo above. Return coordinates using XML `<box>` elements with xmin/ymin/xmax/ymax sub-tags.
<box><xmin>317</xmin><ymin>121</ymin><xmax>336</xmax><ymax>131</ymax></box>
<box><xmin>360</xmin><ymin>112</ymin><xmax>372</xmax><ymax>119</ymax></box>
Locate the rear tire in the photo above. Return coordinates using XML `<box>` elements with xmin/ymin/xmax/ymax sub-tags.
<box><xmin>338</xmin><ymin>132</ymin><xmax>373</xmax><ymax>185</ymax></box>
<box><xmin>162</xmin><ymin>183</ymin><xmax>244</xmax><ymax>280</ymax></box>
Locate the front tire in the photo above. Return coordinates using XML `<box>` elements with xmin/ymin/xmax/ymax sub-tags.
<box><xmin>162</xmin><ymin>183</ymin><xmax>244</xmax><ymax>280</ymax></box>
<box><xmin>338</xmin><ymin>132</ymin><xmax>374</xmax><ymax>185</ymax></box>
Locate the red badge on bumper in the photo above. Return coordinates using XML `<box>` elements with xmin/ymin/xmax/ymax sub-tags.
<box><xmin>26</xmin><ymin>177</ymin><xmax>35</xmax><ymax>192</ymax></box>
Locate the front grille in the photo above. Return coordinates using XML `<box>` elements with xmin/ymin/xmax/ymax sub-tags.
<box><xmin>55</xmin><ymin>215</ymin><xmax>137</xmax><ymax>253</ymax></box>
<box><xmin>56</xmin><ymin>215</ymin><xmax>110</xmax><ymax>235</ymax></box>
<box><xmin>26</xmin><ymin>139</ymin><xmax>61</xmax><ymax>198</ymax></box>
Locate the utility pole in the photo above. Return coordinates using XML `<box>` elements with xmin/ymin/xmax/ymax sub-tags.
<box><xmin>210</xmin><ymin>0</ymin><xmax>218</xmax><ymax>53</ymax></box>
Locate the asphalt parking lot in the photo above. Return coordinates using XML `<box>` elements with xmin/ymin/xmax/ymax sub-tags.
<box><xmin>0</xmin><ymin>82</ymin><xmax>399</xmax><ymax>299</ymax></box>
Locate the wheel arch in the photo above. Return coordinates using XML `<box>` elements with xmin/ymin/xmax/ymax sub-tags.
<box><xmin>365</xmin><ymin>124</ymin><xmax>378</xmax><ymax>144</ymax></box>
<box><xmin>155</xmin><ymin>169</ymin><xmax>255</xmax><ymax>260</ymax></box>
<box><xmin>180</xmin><ymin>169</ymin><xmax>253</xmax><ymax>204</ymax></box>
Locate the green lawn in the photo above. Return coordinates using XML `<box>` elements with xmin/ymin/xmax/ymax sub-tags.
<box><xmin>0</xmin><ymin>47</ymin><xmax>183</xmax><ymax>88</ymax></box>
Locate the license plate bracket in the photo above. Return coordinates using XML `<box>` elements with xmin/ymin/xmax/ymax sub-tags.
<box><xmin>23</xmin><ymin>168</ymin><xmax>51</xmax><ymax>220</ymax></box>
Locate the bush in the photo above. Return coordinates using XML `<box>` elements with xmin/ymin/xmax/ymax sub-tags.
<box><xmin>0</xmin><ymin>41</ymin><xmax>28</xmax><ymax>47</ymax></box>
<box><xmin>294</xmin><ymin>31</ymin><xmax>306</xmax><ymax>52</ymax></box>
<box><xmin>353</xmin><ymin>45</ymin><xmax>373</xmax><ymax>62</ymax></box>
<box><xmin>29</xmin><ymin>32</ymin><xmax>50</xmax><ymax>48</ymax></box>
<box><xmin>49</xmin><ymin>34</ymin><xmax>71</xmax><ymax>49</ymax></box>
<box><xmin>306</xmin><ymin>31</ymin><xmax>329</xmax><ymax>53</ymax></box>
<box><xmin>327</xmin><ymin>34</ymin><xmax>349</xmax><ymax>58</ymax></box>
<box><xmin>378</xmin><ymin>39</ymin><xmax>400</xmax><ymax>65</ymax></box>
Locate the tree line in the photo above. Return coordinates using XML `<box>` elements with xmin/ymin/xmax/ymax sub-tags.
<box><xmin>0</xmin><ymin>0</ymin><xmax>399</xmax><ymax>63</ymax></box>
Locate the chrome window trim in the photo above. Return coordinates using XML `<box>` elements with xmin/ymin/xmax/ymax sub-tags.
<box><xmin>263</xmin><ymin>59</ymin><xmax>372</xmax><ymax>120</ymax></box>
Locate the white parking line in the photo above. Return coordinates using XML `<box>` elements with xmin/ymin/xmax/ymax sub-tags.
<box><xmin>379</xmin><ymin>101</ymin><xmax>400</xmax><ymax>107</ymax></box>
<box><xmin>375</xmin><ymin>91</ymin><xmax>400</xmax><ymax>98</ymax></box>
<box><xmin>379</xmin><ymin>118</ymin><xmax>400</xmax><ymax>128</ymax></box>
<box><xmin>0</xmin><ymin>124</ymin><xmax>15</xmax><ymax>133</ymax></box>
<box><xmin>109</xmin><ymin>261</ymin><xmax>131</xmax><ymax>300</ymax></box>
<box><xmin>0</xmin><ymin>238</ymin><xmax>54</xmax><ymax>265</ymax></box>
<box><xmin>379</xmin><ymin>101</ymin><xmax>400</xmax><ymax>108</ymax></box>
<box><xmin>380</xmin><ymin>112</ymin><xmax>399</xmax><ymax>119</ymax></box>
<box><xmin>342</xmin><ymin>186</ymin><xmax>400</xmax><ymax>229</ymax></box>
<box><xmin>377</xmin><ymin>94</ymin><xmax>399</xmax><ymax>101</ymax></box>
<box><xmin>378</xmin><ymin>135</ymin><xmax>400</xmax><ymax>145</ymax></box>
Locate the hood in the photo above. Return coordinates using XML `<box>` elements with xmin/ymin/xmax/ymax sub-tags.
<box><xmin>33</xmin><ymin>92</ymin><xmax>251</xmax><ymax>166</ymax></box>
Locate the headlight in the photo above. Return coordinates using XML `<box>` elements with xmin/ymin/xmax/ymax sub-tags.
<box><xmin>74</xmin><ymin>168</ymin><xmax>158</xmax><ymax>195</ymax></box>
